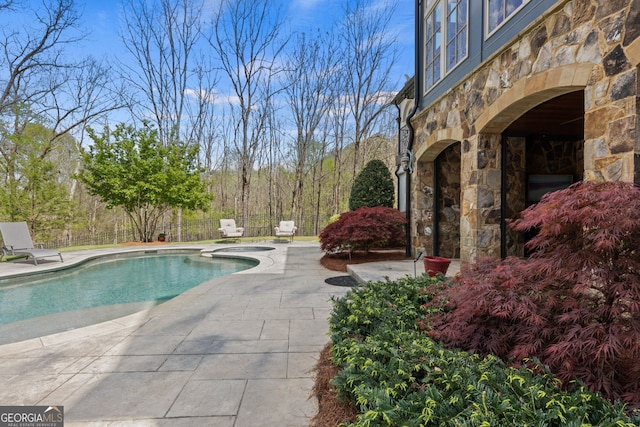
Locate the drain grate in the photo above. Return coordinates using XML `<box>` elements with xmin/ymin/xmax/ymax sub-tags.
<box><xmin>324</xmin><ymin>275</ymin><xmax>358</xmax><ymax>287</ymax></box>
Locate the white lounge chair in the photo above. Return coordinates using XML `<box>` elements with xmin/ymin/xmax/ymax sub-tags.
<box><xmin>0</xmin><ymin>221</ymin><xmax>63</xmax><ymax>265</ymax></box>
<box><xmin>274</xmin><ymin>220</ymin><xmax>297</xmax><ymax>242</ymax></box>
<box><xmin>218</xmin><ymin>219</ymin><xmax>244</xmax><ymax>240</ymax></box>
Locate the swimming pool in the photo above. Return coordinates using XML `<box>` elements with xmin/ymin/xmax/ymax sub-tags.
<box><xmin>0</xmin><ymin>252</ymin><xmax>257</xmax><ymax>343</ymax></box>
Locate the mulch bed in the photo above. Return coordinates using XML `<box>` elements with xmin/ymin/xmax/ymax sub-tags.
<box><xmin>311</xmin><ymin>343</ymin><xmax>358</xmax><ymax>427</ymax></box>
<box><xmin>320</xmin><ymin>249</ymin><xmax>411</xmax><ymax>272</ymax></box>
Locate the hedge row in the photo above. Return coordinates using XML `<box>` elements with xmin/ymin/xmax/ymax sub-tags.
<box><xmin>328</xmin><ymin>276</ymin><xmax>640</xmax><ymax>426</ymax></box>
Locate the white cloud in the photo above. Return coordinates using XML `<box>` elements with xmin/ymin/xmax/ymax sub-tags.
<box><xmin>291</xmin><ymin>0</ymin><xmax>323</xmax><ymax>8</ymax></box>
<box><xmin>184</xmin><ymin>88</ymin><xmax>241</xmax><ymax>107</ymax></box>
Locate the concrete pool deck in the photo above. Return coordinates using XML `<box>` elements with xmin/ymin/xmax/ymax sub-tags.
<box><xmin>0</xmin><ymin>242</ymin><xmax>458</xmax><ymax>426</ymax></box>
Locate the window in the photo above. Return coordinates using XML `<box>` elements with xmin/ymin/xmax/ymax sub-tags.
<box><xmin>424</xmin><ymin>0</ymin><xmax>468</xmax><ymax>92</ymax></box>
<box><xmin>486</xmin><ymin>0</ymin><xmax>529</xmax><ymax>34</ymax></box>
<box><xmin>446</xmin><ymin>0</ymin><xmax>467</xmax><ymax>71</ymax></box>
<box><xmin>424</xmin><ymin>4</ymin><xmax>442</xmax><ymax>89</ymax></box>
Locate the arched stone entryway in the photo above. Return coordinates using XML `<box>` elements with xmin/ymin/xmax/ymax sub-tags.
<box><xmin>501</xmin><ymin>91</ymin><xmax>585</xmax><ymax>257</ymax></box>
<box><xmin>413</xmin><ymin>140</ymin><xmax>461</xmax><ymax>258</ymax></box>
<box><xmin>467</xmin><ymin>63</ymin><xmax>592</xmax><ymax>261</ymax></box>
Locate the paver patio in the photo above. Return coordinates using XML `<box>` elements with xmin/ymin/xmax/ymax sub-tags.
<box><xmin>0</xmin><ymin>242</ymin><xmax>457</xmax><ymax>425</ymax></box>
<box><xmin>0</xmin><ymin>243</ymin><xmax>351</xmax><ymax>426</ymax></box>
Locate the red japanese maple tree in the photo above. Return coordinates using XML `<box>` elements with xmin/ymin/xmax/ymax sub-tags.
<box><xmin>422</xmin><ymin>181</ymin><xmax>640</xmax><ymax>407</ymax></box>
<box><xmin>319</xmin><ymin>206</ymin><xmax>407</xmax><ymax>253</ymax></box>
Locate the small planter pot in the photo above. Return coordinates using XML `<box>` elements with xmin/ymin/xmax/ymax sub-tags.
<box><xmin>157</xmin><ymin>234</ymin><xmax>166</xmax><ymax>242</ymax></box>
<box><xmin>423</xmin><ymin>255</ymin><xmax>451</xmax><ymax>277</ymax></box>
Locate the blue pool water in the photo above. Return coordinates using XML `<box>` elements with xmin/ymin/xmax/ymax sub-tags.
<box><xmin>0</xmin><ymin>252</ymin><xmax>257</xmax><ymax>328</ymax></box>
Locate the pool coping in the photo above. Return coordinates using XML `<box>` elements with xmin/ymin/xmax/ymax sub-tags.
<box><xmin>0</xmin><ymin>243</ymin><xmax>283</xmax><ymax>353</ymax></box>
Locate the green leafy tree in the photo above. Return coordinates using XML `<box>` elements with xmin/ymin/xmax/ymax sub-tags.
<box><xmin>0</xmin><ymin>123</ymin><xmax>74</xmax><ymax>235</ymax></box>
<box><xmin>77</xmin><ymin>123</ymin><xmax>212</xmax><ymax>242</ymax></box>
<box><xmin>348</xmin><ymin>159</ymin><xmax>394</xmax><ymax>210</ymax></box>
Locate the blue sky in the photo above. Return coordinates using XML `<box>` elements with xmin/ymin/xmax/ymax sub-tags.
<box><xmin>76</xmin><ymin>0</ymin><xmax>415</xmax><ymax>85</ymax></box>
<box><xmin>0</xmin><ymin>0</ymin><xmax>415</xmax><ymax>131</ymax></box>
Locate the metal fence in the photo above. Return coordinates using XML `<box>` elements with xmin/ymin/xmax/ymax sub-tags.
<box><xmin>46</xmin><ymin>214</ymin><xmax>331</xmax><ymax>248</ymax></box>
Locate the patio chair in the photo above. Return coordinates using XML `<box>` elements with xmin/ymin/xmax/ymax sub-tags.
<box><xmin>0</xmin><ymin>221</ymin><xmax>63</xmax><ymax>265</ymax></box>
<box><xmin>274</xmin><ymin>220</ymin><xmax>297</xmax><ymax>242</ymax></box>
<box><xmin>218</xmin><ymin>219</ymin><xmax>244</xmax><ymax>240</ymax></box>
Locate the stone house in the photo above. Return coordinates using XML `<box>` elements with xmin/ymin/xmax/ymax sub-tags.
<box><xmin>394</xmin><ymin>0</ymin><xmax>640</xmax><ymax>267</ymax></box>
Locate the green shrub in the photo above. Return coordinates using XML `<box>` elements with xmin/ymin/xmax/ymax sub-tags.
<box><xmin>349</xmin><ymin>159</ymin><xmax>395</xmax><ymax>210</ymax></box>
<box><xmin>329</xmin><ymin>276</ymin><xmax>639</xmax><ymax>426</ymax></box>
<box><xmin>330</xmin><ymin>275</ymin><xmax>443</xmax><ymax>344</ymax></box>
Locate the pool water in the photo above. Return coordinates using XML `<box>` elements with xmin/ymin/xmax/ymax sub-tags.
<box><xmin>0</xmin><ymin>253</ymin><xmax>257</xmax><ymax>328</ymax></box>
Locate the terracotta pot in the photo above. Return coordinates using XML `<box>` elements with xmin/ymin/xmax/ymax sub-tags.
<box><xmin>423</xmin><ymin>256</ymin><xmax>451</xmax><ymax>277</ymax></box>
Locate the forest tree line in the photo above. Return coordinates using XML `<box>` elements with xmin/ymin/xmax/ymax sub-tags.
<box><xmin>0</xmin><ymin>0</ymin><xmax>406</xmax><ymax>245</ymax></box>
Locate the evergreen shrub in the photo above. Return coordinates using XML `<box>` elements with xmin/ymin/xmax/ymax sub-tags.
<box><xmin>329</xmin><ymin>275</ymin><xmax>639</xmax><ymax>426</ymax></box>
<box><xmin>349</xmin><ymin>159</ymin><xmax>395</xmax><ymax>210</ymax></box>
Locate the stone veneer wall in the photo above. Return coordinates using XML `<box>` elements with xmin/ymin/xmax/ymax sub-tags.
<box><xmin>413</xmin><ymin>160</ymin><xmax>434</xmax><ymax>255</ymax></box>
<box><xmin>410</xmin><ymin>0</ymin><xmax>640</xmax><ymax>266</ymax></box>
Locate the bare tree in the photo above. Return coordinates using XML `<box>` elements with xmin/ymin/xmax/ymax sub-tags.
<box><xmin>339</xmin><ymin>0</ymin><xmax>399</xmax><ymax>177</ymax></box>
<box><xmin>214</xmin><ymin>110</ymin><xmax>239</xmax><ymax>214</ymax></box>
<box><xmin>119</xmin><ymin>0</ymin><xmax>205</xmax><ymax>144</ymax></box>
<box><xmin>0</xmin><ymin>0</ymin><xmax>123</xmax><ymax>154</ymax></box>
<box><xmin>207</xmin><ymin>0</ymin><xmax>287</xmax><ymax>228</ymax></box>
<box><xmin>0</xmin><ymin>0</ymin><xmax>125</xmax><ymax>227</ymax></box>
<box><xmin>306</xmin><ymin>115</ymin><xmax>336</xmax><ymax>233</ymax></box>
<box><xmin>64</xmin><ymin>58</ymin><xmax>126</xmax><ymax>194</ymax></box>
<box><xmin>187</xmin><ymin>56</ymin><xmax>219</xmax><ymax>170</ymax></box>
<box><xmin>0</xmin><ymin>0</ymin><xmax>81</xmax><ymax>118</ymax></box>
<box><xmin>260</xmin><ymin>93</ymin><xmax>282</xmax><ymax>223</ymax></box>
<box><xmin>328</xmin><ymin>95</ymin><xmax>350</xmax><ymax>214</ymax></box>
<box><xmin>0</xmin><ymin>0</ymin><xmax>15</xmax><ymax>10</ymax></box>
<box><xmin>282</xmin><ymin>30</ymin><xmax>339</xmax><ymax>225</ymax></box>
